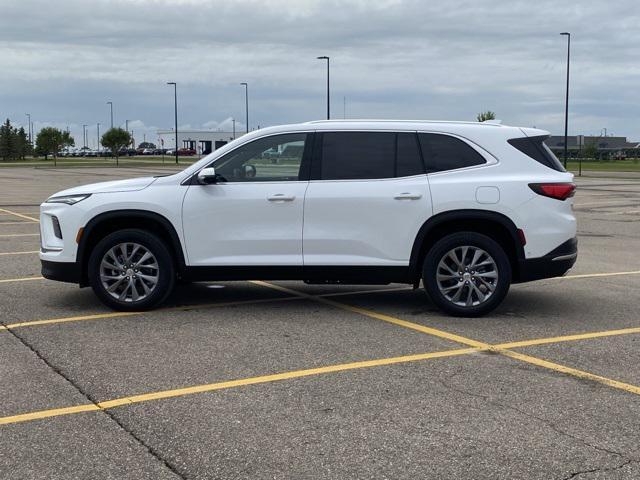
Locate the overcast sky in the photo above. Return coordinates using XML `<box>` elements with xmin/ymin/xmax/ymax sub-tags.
<box><xmin>1</xmin><ymin>0</ymin><xmax>638</xmax><ymax>147</ymax></box>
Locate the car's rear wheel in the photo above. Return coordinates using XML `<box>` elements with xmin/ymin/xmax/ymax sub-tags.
<box><xmin>423</xmin><ymin>232</ymin><xmax>511</xmax><ymax>317</ymax></box>
<box><xmin>88</xmin><ymin>229</ymin><xmax>175</xmax><ymax>311</ymax></box>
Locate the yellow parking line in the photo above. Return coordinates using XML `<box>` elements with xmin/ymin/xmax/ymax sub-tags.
<box><xmin>0</xmin><ymin>286</ymin><xmax>407</xmax><ymax>332</ymax></box>
<box><xmin>0</xmin><ymin>221</ymin><xmax>39</xmax><ymax>225</ymax></box>
<box><xmin>500</xmin><ymin>350</ymin><xmax>640</xmax><ymax>396</ymax></box>
<box><xmin>252</xmin><ymin>281</ymin><xmax>640</xmax><ymax>399</ymax></box>
<box><xmin>497</xmin><ymin>326</ymin><xmax>640</xmax><ymax>349</ymax></box>
<box><xmin>559</xmin><ymin>270</ymin><xmax>640</xmax><ymax>280</ymax></box>
<box><xmin>0</xmin><ymin>347</ymin><xmax>480</xmax><ymax>425</ymax></box>
<box><xmin>0</xmin><ymin>208</ymin><xmax>39</xmax><ymax>222</ymax></box>
<box><xmin>0</xmin><ymin>276</ymin><xmax>44</xmax><ymax>284</ymax></box>
<box><xmin>0</xmin><ymin>250</ymin><xmax>40</xmax><ymax>256</ymax></box>
<box><xmin>0</xmin><ymin>404</ymin><xmax>101</xmax><ymax>426</ymax></box>
<box><xmin>0</xmin><ymin>233</ymin><xmax>39</xmax><ymax>238</ymax></box>
<box><xmin>251</xmin><ymin>281</ymin><xmax>489</xmax><ymax>348</ymax></box>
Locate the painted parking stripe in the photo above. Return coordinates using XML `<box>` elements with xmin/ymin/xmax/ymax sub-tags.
<box><xmin>0</xmin><ymin>208</ymin><xmax>39</xmax><ymax>222</ymax></box>
<box><xmin>0</xmin><ymin>347</ymin><xmax>480</xmax><ymax>425</ymax></box>
<box><xmin>253</xmin><ymin>281</ymin><xmax>640</xmax><ymax>399</ymax></box>
<box><xmin>0</xmin><ymin>276</ymin><xmax>44</xmax><ymax>284</ymax></box>
<box><xmin>0</xmin><ymin>233</ymin><xmax>40</xmax><ymax>238</ymax></box>
<box><xmin>0</xmin><ymin>221</ymin><xmax>39</xmax><ymax>225</ymax></box>
<box><xmin>0</xmin><ymin>250</ymin><xmax>40</xmax><ymax>256</ymax></box>
<box><xmin>0</xmin><ymin>286</ymin><xmax>408</xmax><ymax>332</ymax></box>
<box><xmin>496</xmin><ymin>326</ymin><xmax>640</xmax><ymax>349</ymax></box>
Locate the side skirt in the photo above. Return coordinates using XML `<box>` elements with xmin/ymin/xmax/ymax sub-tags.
<box><xmin>183</xmin><ymin>266</ymin><xmax>413</xmax><ymax>285</ymax></box>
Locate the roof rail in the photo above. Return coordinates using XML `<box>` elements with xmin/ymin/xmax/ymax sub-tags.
<box><xmin>305</xmin><ymin>119</ymin><xmax>503</xmax><ymax>126</ymax></box>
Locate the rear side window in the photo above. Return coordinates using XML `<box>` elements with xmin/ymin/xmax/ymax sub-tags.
<box><xmin>319</xmin><ymin>132</ymin><xmax>425</xmax><ymax>180</ymax></box>
<box><xmin>508</xmin><ymin>135</ymin><xmax>566</xmax><ymax>172</ymax></box>
<box><xmin>418</xmin><ymin>133</ymin><xmax>486</xmax><ymax>173</ymax></box>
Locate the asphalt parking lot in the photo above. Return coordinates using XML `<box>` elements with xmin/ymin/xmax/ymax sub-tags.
<box><xmin>1</xmin><ymin>166</ymin><xmax>640</xmax><ymax>479</ymax></box>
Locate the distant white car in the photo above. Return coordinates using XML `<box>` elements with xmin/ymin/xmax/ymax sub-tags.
<box><xmin>40</xmin><ymin>120</ymin><xmax>577</xmax><ymax>316</ymax></box>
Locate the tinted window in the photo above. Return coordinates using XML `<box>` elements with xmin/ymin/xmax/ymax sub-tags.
<box><xmin>419</xmin><ymin>133</ymin><xmax>486</xmax><ymax>172</ymax></box>
<box><xmin>321</xmin><ymin>132</ymin><xmax>396</xmax><ymax>180</ymax></box>
<box><xmin>214</xmin><ymin>133</ymin><xmax>307</xmax><ymax>182</ymax></box>
<box><xmin>397</xmin><ymin>133</ymin><xmax>425</xmax><ymax>177</ymax></box>
<box><xmin>508</xmin><ymin>136</ymin><xmax>566</xmax><ymax>172</ymax></box>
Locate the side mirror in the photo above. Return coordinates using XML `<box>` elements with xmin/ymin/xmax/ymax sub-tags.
<box><xmin>197</xmin><ymin>167</ymin><xmax>218</xmax><ymax>185</ymax></box>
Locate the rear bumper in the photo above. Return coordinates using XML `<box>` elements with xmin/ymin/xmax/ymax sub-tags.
<box><xmin>516</xmin><ymin>237</ymin><xmax>577</xmax><ymax>283</ymax></box>
<box><xmin>41</xmin><ymin>260</ymin><xmax>81</xmax><ymax>284</ymax></box>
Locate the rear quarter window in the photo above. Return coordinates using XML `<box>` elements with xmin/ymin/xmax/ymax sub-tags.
<box><xmin>508</xmin><ymin>135</ymin><xmax>566</xmax><ymax>172</ymax></box>
<box><xmin>418</xmin><ymin>133</ymin><xmax>486</xmax><ymax>173</ymax></box>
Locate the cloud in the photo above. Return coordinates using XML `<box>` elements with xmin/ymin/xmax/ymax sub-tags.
<box><xmin>1</xmin><ymin>0</ymin><xmax>639</xmax><ymax>138</ymax></box>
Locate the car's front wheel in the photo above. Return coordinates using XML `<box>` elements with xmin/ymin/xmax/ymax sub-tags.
<box><xmin>88</xmin><ymin>229</ymin><xmax>175</xmax><ymax>311</ymax></box>
<box><xmin>423</xmin><ymin>232</ymin><xmax>511</xmax><ymax>317</ymax></box>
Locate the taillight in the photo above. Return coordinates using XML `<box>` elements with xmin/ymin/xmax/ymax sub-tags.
<box><xmin>529</xmin><ymin>183</ymin><xmax>576</xmax><ymax>201</ymax></box>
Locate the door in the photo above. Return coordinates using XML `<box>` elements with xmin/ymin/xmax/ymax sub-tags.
<box><xmin>182</xmin><ymin>132</ymin><xmax>311</xmax><ymax>266</ymax></box>
<box><xmin>303</xmin><ymin>131</ymin><xmax>432</xmax><ymax>266</ymax></box>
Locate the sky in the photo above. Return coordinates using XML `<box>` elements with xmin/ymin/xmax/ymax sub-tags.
<box><xmin>1</xmin><ymin>0</ymin><xmax>638</xmax><ymax>148</ymax></box>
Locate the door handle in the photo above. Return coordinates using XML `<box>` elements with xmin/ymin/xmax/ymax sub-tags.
<box><xmin>267</xmin><ymin>193</ymin><xmax>295</xmax><ymax>202</ymax></box>
<box><xmin>394</xmin><ymin>192</ymin><xmax>422</xmax><ymax>200</ymax></box>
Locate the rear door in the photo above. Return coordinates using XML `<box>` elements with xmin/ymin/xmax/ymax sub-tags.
<box><xmin>302</xmin><ymin>131</ymin><xmax>432</xmax><ymax>266</ymax></box>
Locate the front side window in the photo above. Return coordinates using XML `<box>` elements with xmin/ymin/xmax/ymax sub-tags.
<box><xmin>213</xmin><ymin>133</ymin><xmax>307</xmax><ymax>182</ymax></box>
<box><xmin>419</xmin><ymin>133</ymin><xmax>486</xmax><ymax>173</ymax></box>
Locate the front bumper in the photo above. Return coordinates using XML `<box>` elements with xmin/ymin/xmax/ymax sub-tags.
<box><xmin>41</xmin><ymin>260</ymin><xmax>81</xmax><ymax>284</ymax></box>
<box><xmin>516</xmin><ymin>237</ymin><xmax>577</xmax><ymax>283</ymax></box>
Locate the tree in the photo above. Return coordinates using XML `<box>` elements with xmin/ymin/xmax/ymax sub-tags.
<box><xmin>15</xmin><ymin>127</ymin><xmax>30</xmax><ymax>159</ymax></box>
<box><xmin>582</xmin><ymin>142</ymin><xmax>598</xmax><ymax>160</ymax></box>
<box><xmin>477</xmin><ymin>111</ymin><xmax>496</xmax><ymax>122</ymax></box>
<box><xmin>101</xmin><ymin>128</ymin><xmax>132</xmax><ymax>162</ymax></box>
<box><xmin>35</xmin><ymin>127</ymin><xmax>74</xmax><ymax>160</ymax></box>
<box><xmin>0</xmin><ymin>119</ymin><xmax>13</xmax><ymax>161</ymax></box>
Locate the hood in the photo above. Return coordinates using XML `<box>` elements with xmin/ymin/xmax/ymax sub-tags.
<box><xmin>50</xmin><ymin>176</ymin><xmax>158</xmax><ymax>197</ymax></box>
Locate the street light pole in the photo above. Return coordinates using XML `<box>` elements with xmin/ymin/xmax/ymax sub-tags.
<box><xmin>82</xmin><ymin>124</ymin><xmax>88</xmax><ymax>149</ymax></box>
<box><xmin>167</xmin><ymin>82</ymin><xmax>178</xmax><ymax>165</ymax></box>
<box><xmin>317</xmin><ymin>56</ymin><xmax>330</xmax><ymax>119</ymax></box>
<box><xmin>106</xmin><ymin>102</ymin><xmax>114</xmax><ymax>129</ymax></box>
<box><xmin>25</xmin><ymin>113</ymin><xmax>31</xmax><ymax>146</ymax></box>
<box><xmin>240</xmin><ymin>82</ymin><xmax>249</xmax><ymax>134</ymax></box>
<box><xmin>560</xmin><ymin>32</ymin><xmax>571</xmax><ymax>169</ymax></box>
<box><xmin>97</xmin><ymin>123</ymin><xmax>100</xmax><ymax>152</ymax></box>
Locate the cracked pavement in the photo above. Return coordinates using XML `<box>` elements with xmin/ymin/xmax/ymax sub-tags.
<box><xmin>1</xmin><ymin>170</ymin><xmax>640</xmax><ymax>479</ymax></box>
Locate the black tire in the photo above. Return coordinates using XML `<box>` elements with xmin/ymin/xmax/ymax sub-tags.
<box><xmin>88</xmin><ymin>229</ymin><xmax>175</xmax><ymax>311</ymax></box>
<box><xmin>423</xmin><ymin>232</ymin><xmax>511</xmax><ymax>317</ymax></box>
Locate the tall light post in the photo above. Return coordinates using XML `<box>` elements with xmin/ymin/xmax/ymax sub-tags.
<box><xmin>96</xmin><ymin>123</ymin><xmax>101</xmax><ymax>152</ymax></box>
<box><xmin>560</xmin><ymin>32</ymin><xmax>571</xmax><ymax>169</ymax></box>
<box><xmin>106</xmin><ymin>101</ymin><xmax>114</xmax><ymax>129</ymax></box>
<box><xmin>317</xmin><ymin>56</ymin><xmax>330</xmax><ymax>119</ymax></box>
<box><xmin>82</xmin><ymin>124</ymin><xmax>88</xmax><ymax>149</ymax></box>
<box><xmin>167</xmin><ymin>82</ymin><xmax>178</xmax><ymax>165</ymax></box>
<box><xmin>240</xmin><ymin>82</ymin><xmax>249</xmax><ymax>134</ymax></box>
<box><xmin>25</xmin><ymin>113</ymin><xmax>32</xmax><ymax>146</ymax></box>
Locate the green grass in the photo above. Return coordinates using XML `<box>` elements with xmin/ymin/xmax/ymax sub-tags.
<box><xmin>566</xmin><ymin>159</ymin><xmax>640</xmax><ymax>172</ymax></box>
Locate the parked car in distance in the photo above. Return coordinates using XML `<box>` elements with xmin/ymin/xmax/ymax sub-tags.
<box><xmin>40</xmin><ymin>120</ymin><xmax>577</xmax><ymax>316</ymax></box>
<box><xmin>177</xmin><ymin>148</ymin><xmax>196</xmax><ymax>156</ymax></box>
<box><xmin>142</xmin><ymin>148</ymin><xmax>155</xmax><ymax>155</ymax></box>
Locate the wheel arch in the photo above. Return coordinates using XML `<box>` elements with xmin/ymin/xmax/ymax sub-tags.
<box><xmin>77</xmin><ymin>210</ymin><xmax>186</xmax><ymax>286</ymax></box>
<box><xmin>409</xmin><ymin>209</ymin><xmax>525</xmax><ymax>282</ymax></box>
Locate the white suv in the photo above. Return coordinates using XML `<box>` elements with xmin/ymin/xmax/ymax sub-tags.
<box><xmin>40</xmin><ymin>120</ymin><xmax>577</xmax><ymax>316</ymax></box>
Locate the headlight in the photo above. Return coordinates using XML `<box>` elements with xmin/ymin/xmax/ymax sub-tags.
<box><xmin>45</xmin><ymin>194</ymin><xmax>92</xmax><ymax>205</ymax></box>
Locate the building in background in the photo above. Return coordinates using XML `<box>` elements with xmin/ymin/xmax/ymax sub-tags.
<box><xmin>156</xmin><ymin>129</ymin><xmax>239</xmax><ymax>154</ymax></box>
<box><xmin>545</xmin><ymin>135</ymin><xmax>640</xmax><ymax>159</ymax></box>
